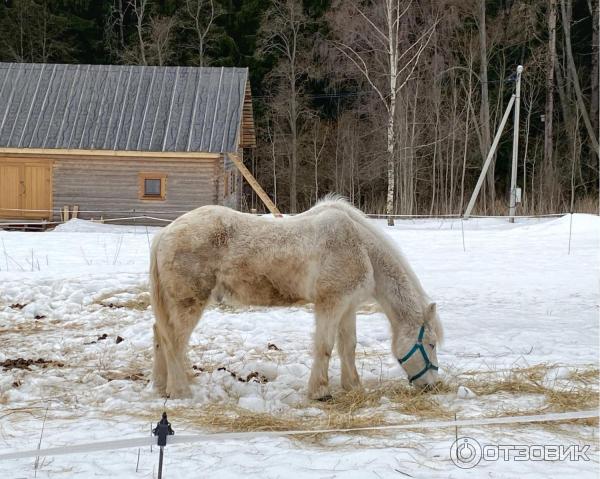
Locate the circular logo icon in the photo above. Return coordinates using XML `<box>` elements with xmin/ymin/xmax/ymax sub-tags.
<box><xmin>450</xmin><ymin>437</ymin><xmax>482</xmax><ymax>469</ymax></box>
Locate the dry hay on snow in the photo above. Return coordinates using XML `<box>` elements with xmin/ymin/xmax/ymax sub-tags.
<box><xmin>127</xmin><ymin>364</ymin><xmax>598</xmax><ymax>443</ymax></box>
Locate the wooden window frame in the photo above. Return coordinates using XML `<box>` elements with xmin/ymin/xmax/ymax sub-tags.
<box><xmin>139</xmin><ymin>172</ymin><xmax>167</xmax><ymax>201</ymax></box>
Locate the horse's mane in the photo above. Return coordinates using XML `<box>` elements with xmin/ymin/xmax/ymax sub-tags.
<box><xmin>310</xmin><ymin>195</ymin><xmax>443</xmax><ymax>341</ymax></box>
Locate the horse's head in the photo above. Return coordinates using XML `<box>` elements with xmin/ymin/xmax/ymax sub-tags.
<box><xmin>392</xmin><ymin>302</ymin><xmax>442</xmax><ymax>389</ymax></box>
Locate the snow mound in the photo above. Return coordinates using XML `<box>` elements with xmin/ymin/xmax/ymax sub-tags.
<box><xmin>457</xmin><ymin>385</ymin><xmax>477</xmax><ymax>399</ymax></box>
<box><xmin>53</xmin><ymin>218</ymin><xmax>162</xmax><ymax>234</ymax></box>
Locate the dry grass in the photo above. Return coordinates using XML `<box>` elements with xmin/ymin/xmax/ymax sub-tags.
<box><xmin>134</xmin><ymin>364</ymin><xmax>598</xmax><ymax>442</ymax></box>
<box><xmin>175</xmin><ymin>404</ymin><xmax>306</xmax><ymax>432</ymax></box>
<box><xmin>93</xmin><ymin>291</ymin><xmax>150</xmax><ymax>311</ymax></box>
<box><xmin>568</xmin><ymin>367</ymin><xmax>600</xmax><ymax>385</ymax></box>
<box><xmin>455</xmin><ymin>364</ymin><xmax>599</xmax><ymax>413</ymax></box>
<box><xmin>316</xmin><ymin>381</ymin><xmax>455</xmax><ymax>420</ymax></box>
<box><xmin>136</xmin><ymin>403</ymin><xmax>389</xmax><ymax>446</ymax></box>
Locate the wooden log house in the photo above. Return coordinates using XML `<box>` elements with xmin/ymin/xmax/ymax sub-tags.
<box><xmin>0</xmin><ymin>62</ymin><xmax>270</xmax><ymax>224</ymax></box>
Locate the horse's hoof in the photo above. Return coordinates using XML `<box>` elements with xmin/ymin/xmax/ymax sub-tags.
<box><xmin>341</xmin><ymin>382</ymin><xmax>363</xmax><ymax>393</ymax></box>
<box><xmin>315</xmin><ymin>394</ymin><xmax>333</xmax><ymax>402</ymax></box>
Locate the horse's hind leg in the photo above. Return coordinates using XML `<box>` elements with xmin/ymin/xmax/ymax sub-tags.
<box><xmin>153</xmin><ymin>323</ymin><xmax>168</xmax><ymax>395</ymax></box>
<box><xmin>158</xmin><ymin>299</ymin><xmax>206</xmax><ymax>398</ymax></box>
<box><xmin>337</xmin><ymin>306</ymin><xmax>361</xmax><ymax>391</ymax></box>
<box><xmin>308</xmin><ymin>300</ymin><xmax>346</xmax><ymax>400</ymax></box>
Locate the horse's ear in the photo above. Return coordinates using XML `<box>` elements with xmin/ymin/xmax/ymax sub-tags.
<box><xmin>426</xmin><ymin>302</ymin><xmax>437</xmax><ymax>321</ymax></box>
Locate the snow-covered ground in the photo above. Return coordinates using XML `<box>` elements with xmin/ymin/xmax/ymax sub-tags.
<box><xmin>0</xmin><ymin>214</ymin><xmax>598</xmax><ymax>478</ymax></box>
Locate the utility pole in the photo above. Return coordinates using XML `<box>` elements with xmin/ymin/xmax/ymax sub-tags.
<box><xmin>463</xmin><ymin>65</ymin><xmax>524</xmax><ymax>221</ymax></box>
<box><xmin>508</xmin><ymin>65</ymin><xmax>523</xmax><ymax>223</ymax></box>
<box><xmin>464</xmin><ymin>95</ymin><xmax>516</xmax><ymax>219</ymax></box>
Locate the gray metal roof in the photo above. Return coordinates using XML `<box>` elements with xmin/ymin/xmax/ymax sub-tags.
<box><xmin>0</xmin><ymin>63</ymin><xmax>249</xmax><ymax>153</ymax></box>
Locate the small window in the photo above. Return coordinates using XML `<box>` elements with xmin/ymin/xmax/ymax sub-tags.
<box><xmin>144</xmin><ymin>179</ymin><xmax>162</xmax><ymax>196</ymax></box>
<box><xmin>139</xmin><ymin>172</ymin><xmax>167</xmax><ymax>200</ymax></box>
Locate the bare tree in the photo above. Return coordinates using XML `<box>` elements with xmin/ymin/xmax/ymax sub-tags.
<box><xmin>128</xmin><ymin>0</ymin><xmax>148</xmax><ymax>65</ymax></box>
<box><xmin>123</xmin><ymin>1</ymin><xmax>176</xmax><ymax>66</ymax></box>
<box><xmin>560</xmin><ymin>0</ymin><xmax>599</xmax><ymax>153</ymax></box>
<box><xmin>182</xmin><ymin>0</ymin><xmax>220</xmax><ymax>66</ymax></box>
<box><xmin>544</xmin><ymin>0</ymin><xmax>557</xmax><ymax>192</ymax></box>
<box><xmin>477</xmin><ymin>0</ymin><xmax>494</xmax><ymax>211</ymax></box>
<box><xmin>0</xmin><ymin>0</ymin><xmax>72</xmax><ymax>62</ymax></box>
<box><xmin>329</xmin><ymin>0</ymin><xmax>436</xmax><ymax>224</ymax></box>
<box><xmin>149</xmin><ymin>15</ymin><xmax>175</xmax><ymax>66</ymax></box>
<box><xmin>309</xmin><ymin>117</ymin><xmax>329</xmax><ymax>202</ymax></box>
<box><xmin>591</xmin><ymin>0</ymin><xmax>599</xmax><ymax>141</ymax></box>
<box><xmin>105</xmin><ymin>1</ymin><xmax>129</xmax><ymax>62</ymax></box>
<box><xmin>258</xmin><ymin>0</ymin><xmax>311</xmax><ymax>213</ymax></box>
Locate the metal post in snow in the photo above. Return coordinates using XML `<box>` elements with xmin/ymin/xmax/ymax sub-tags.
<box><xmin>509</xmin><ymin>65</ymin><xmax>524</xmax><ymax>223</ymax></box>
<box><xmin>153</xmin><ymin>412</ymin><xmax>174</xmax><ymax>479</ymax></box>
<box><xmin>158</xmin><ymin>446</ymin><xmax>165</xmax><ymax>479</ymax></box>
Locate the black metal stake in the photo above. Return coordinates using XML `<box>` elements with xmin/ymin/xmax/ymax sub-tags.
<box><xmin>153</xmin><ymin>412</ymin><xmax>174</xmax><ymax>479</ymax></box>
<box><xmin>158</xmin><ymin>447</ymin><xmax>164</xmax><ymax>479</ymax></box>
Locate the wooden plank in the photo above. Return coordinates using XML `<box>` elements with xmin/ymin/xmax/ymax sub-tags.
<box><xmin>0</xmin><ymin>147</ymin><xmax>220</xmax><ymax>159</ymax></box>
<box><xmin>22</xmin><ymin>164</ymin><xmax>52</xmax><ymax>219</ymax></box>
<box><xmin>0</xmin><ymin>164</ymin><xmax>21</xmax><ymax>217</ymax></box>
<box><xmin>52</xmin><ymin>156</ymin><xmax>218</xmax><ymax>220</ymax></box>
<box><xmin>226</xmin><ymin>153</ymin><xmax>281</xmax><ymax>216</ymax></box>
<box><xmin>72</xmin><ymin>205</ymin><xmax>79</xmax><ymax>218</ymax></box>
<box><xmin>0</xmin><ymin>161</ymin><xmax>52</xmax><ymax>219</ymax></box>
<box><xmin>239</xmin><ymin>81</ymin><xmax>256</xmax><ymax>148</ymax></box>
<box><xmin>62</xmin><ymin>205</ymin><xmax>69</xmax><ymax>222</ymax></box>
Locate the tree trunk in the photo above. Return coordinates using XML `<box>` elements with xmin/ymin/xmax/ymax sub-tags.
<box><xmin>289</xmin><ymin>76</ymin><xmax>298</xmax><ymax>213</ymax></box>
<box><xmin>544</xmin><ymin>0</ymin><xmax>557</xmax><ymax>193</ymax></box>
<box><xmin>478</xmin><ymin>0</ymin><xmax>494</xmax><ymax>210</ymax></box>
<box><xmin>385</xmin><ymin>0</ymin><xmax>398</xmax><ymax>226</ymax></box>
<box><xmin>591</xmin><ymin>1</ymin><xmax>599</xmax><ymax>140</ymax></box>
<box><xmin>560</xmin><ymin>0</ymin><xmax>599</xmax><ymax>153</ymax></box>
<box><xmin>459</xmin><ymin>65</ymin><xmax>474</xmax><ymax>214</ymax></box>
<box><xmin>134</xmin><ymin>1</ymin><xmax>147</xmax><ymax>65</ymax></box>
<box><xmin>118</xmin><ymin>0</ymin><xmax>125</xmax><ymax>50</ymax></box>
<box><xmin>386</xmin><ymin>98</ymin><xmax>396</xmax><ymax>225</ymax></box>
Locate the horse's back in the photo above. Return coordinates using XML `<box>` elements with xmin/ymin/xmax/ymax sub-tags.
<box><xmin>153</xmin><ymin>204</ymin><xmax>374</xmax><ymax>307</ymax></box>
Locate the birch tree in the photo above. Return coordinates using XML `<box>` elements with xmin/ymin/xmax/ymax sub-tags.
<box><xmin>329</xmin><ymin>0</ymin><xmax>436</xmax><ymax>225</ymax></box>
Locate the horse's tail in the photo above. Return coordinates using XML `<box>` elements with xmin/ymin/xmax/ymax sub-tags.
<box><xmin>149</xmin><ymin>230</ymin><xmax>169</xmax><ymax>328</ymax></box>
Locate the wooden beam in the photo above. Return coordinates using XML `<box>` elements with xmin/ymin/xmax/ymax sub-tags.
<box><xmin>0</xmin><ymin>147</ymin><xmax>220</xmax><ymax>159</ymax></box>
<box><xmin>226</xmin><ymin>153</ymin><xmax>281</xmax><ymax>216</ymax></box>
<box><xmin>239</xmin><ymin>81</ymin><xmax>256</xmax><ymax>149</ymax></box>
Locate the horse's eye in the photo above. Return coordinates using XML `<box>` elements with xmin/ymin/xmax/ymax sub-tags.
<box><xmin>429</xmin><ymin>344</ymin><xmax>435</xmax><ymax>349</ymax></box>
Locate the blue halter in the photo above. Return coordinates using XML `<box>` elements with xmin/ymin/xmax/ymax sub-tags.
<box><xmin>397</xmin><ymin>325</ymin><xmax>438</xmax><ymax>383</ymax></box>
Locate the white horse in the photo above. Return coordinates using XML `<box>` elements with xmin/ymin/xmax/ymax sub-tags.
<box><xmin>150</xmin><ymin>197</ymin><xmax>443</xmax><ymax>399</ymax></box>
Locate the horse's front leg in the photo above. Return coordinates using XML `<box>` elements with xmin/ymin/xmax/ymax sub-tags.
<box><xmin>308</xmin><ymin>301</ymin><xmax>344</xmax><ymax>400</ymax></box>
